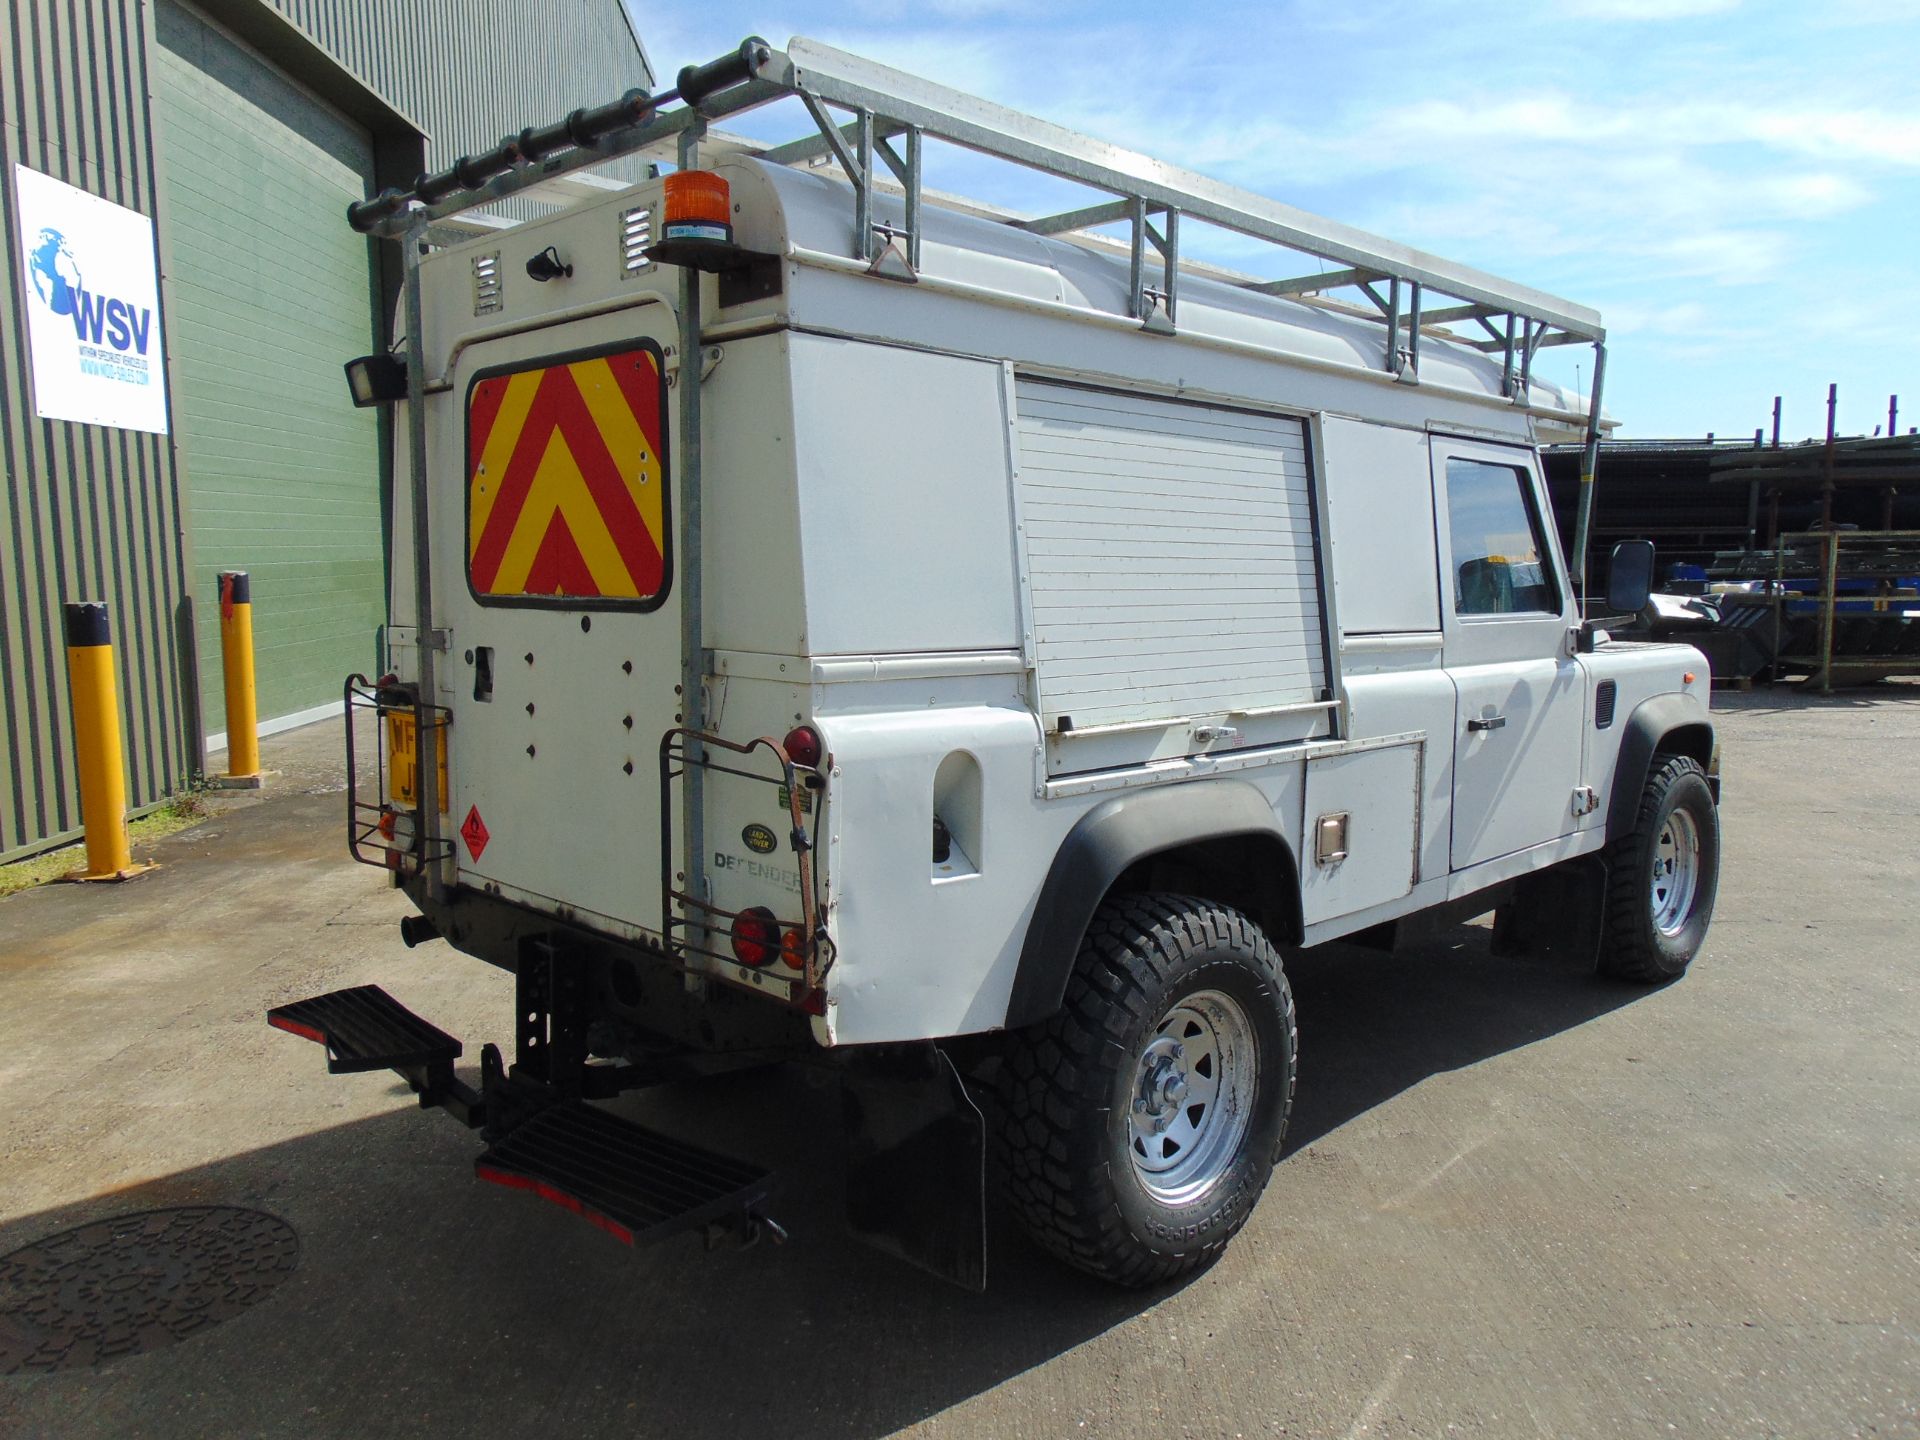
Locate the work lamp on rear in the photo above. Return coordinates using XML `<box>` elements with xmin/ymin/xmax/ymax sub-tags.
<box><xmin>344</xmin><ymin>352</ymin><xmax>408</xmax><ymax>407</ymax></box>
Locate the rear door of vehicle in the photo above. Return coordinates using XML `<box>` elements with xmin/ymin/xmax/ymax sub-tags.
<box><xmin>438</xmin><ymin>303</ymin><xmax>679</xmax><ymax>938</ymax></box>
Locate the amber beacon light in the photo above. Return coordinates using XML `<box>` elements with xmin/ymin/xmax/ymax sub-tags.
<box><xmin>661</xmin><ymin>170</ymin><xmax>732</xmax><ymax>244</ymax></box>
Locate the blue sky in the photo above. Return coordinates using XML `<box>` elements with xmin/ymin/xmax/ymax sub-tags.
<box><xmin>625</xmin><ymin>1</ymin><xmax>1917</xmax><ymax>440</ymax></box>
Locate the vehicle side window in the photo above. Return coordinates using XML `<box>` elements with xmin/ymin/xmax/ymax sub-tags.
<box><xmin>1444</xmin><ymin>458</ymin><xmax>1559</xmax><ymax>616</ymax></box>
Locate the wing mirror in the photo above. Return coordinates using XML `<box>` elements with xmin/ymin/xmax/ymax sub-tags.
<box><xmin>1606</xmin><ymin>539</ymin><xmax>1655</xmax><ymax>616</ymax></box>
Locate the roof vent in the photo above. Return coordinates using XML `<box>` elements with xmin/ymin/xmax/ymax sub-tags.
<box><xmin>472</xmin><ymin>252</ymin><xmax>502</xmax><ymax>315</ymax></box>
<box><xmin>621</xmin><ymin>206</ymin><xmax>653</xmax><ymax>275</ymax></box>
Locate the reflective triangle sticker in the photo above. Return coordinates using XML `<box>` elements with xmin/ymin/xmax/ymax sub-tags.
<box><xmin>460</xmin><ymin>805</ymin><xmax>490</xmax><ymax>862</ymax></box>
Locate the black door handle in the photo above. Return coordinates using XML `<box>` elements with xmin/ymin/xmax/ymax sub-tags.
<box><xmin>1467</xmin><ymin>714</ymin><xmax>1506</xmax><ymax>732</ymax></box>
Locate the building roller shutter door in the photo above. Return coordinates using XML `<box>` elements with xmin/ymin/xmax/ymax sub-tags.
<box><xmin>154</xmin><ymin>1</ymin><xmax>383</xmax><ymax>739</ymax></box>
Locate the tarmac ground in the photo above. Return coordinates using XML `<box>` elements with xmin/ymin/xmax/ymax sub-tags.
<box><xmin>0</xmin><ymin>685</ymin><xmax>1916</xmax><ymax>1438</ymax></box>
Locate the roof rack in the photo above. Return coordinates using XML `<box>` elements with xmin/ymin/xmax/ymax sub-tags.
<box><xmin>356</xmin><ymin>37</ymin><xmax>1610</xmax><ymax>560</ymax></box>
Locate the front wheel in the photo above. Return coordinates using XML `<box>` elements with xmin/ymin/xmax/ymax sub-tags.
<box><xmin>1600</xmin><ymin>753</ymin><xmax>1721</xmax><ymax>982</ymax></box>
<box><xmin>998</xmin><ymin>894</ymin><xmax>1296</xmax><ymax>1287</ymax></box>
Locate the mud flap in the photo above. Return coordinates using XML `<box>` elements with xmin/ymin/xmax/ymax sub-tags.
<box><xmin>1492</xmin><ymin>852</ymin><xmax>1609</xmax><ymax>968</ymax></box>
<box><xmin>841</xmin><ymin>1047</ymin><xmax>986</xmax><ymax>1292</ymax></box>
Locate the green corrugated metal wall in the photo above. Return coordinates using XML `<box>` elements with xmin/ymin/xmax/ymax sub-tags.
<box><xmin>0</xmin><ymin>0</ymin><xmax>195</xmax><ymax>862</ymax></box>
<box><xmin>154</xmin><ymin>0</ymin><xmax>384</xmax><ymax>738</ymax></box>
<box><xmin>267</xmin><ymin>0</ymin><xmax>655</xmax><ymax>185</ymax></box>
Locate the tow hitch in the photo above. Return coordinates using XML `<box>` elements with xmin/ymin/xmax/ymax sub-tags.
<box><xmin>268</xmin><ymin>962</ymin><xmax>778</xmax><ymax>1249</ymax></box>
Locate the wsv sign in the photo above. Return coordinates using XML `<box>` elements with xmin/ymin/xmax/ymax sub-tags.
<box><xmin>31</xmin><ymin>228</ymin><xmax>156</xmax><ymax>383</ymax></box>
<box><xmin>64</xmin><ymin>273</ymin><xmax>157</xmax><ymax>358</ymax></box>
<box><xmin>12</xmin><ymin>164</ymin><xmax>170</xmax><ymax>434</ymax></box>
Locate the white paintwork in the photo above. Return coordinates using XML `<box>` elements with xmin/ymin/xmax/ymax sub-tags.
<box><xmin>1319</xmin><ymin>417</ymin><xmax>1441</xmax><ymax>635</ymax></box>
<box><xmin>1299</xmin><ymin>740</ymin><xmax>1423</xmax><ymax>925</ymax></box>
<box><xmin>790</xmin><ymin>336</ymin><xmax>1020</xmax><ymax>654</ymax></box>
<box><xmin>373</xmin><ymin>140</ymin><xmax>1708</xmax><ymax>1050</ymax></box>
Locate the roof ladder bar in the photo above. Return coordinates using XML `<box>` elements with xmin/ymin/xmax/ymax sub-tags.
<box><xmin>873</xmin><ymin>127</ymin><xmax>923</xmax><ymax>269</ymax></box>
<box><xmin>1421</xmin><ymin>302</ymin><xmax>1495</xmax><ymax>326</ymax></box>
<box><xmin>1127</xmin><ymin>196</ymin><xmax>1148</xmax><ymax>322</ymax></box>
<box><xmin>760</xmin><ymin>113</ymin><xmax>907</xmax><ymax>168</ymax></box>
<box><xmin>1146</xmin><ymin>206</ymin><xmax>1178</xmax><ymax>331</ymax></box>
<box><xmin>1017</xmin><ymin>198</ymin><xmax>1133</xmax><ymax>236</ymax></box>
<box><xmin>1382</xmin><ymin>277</ymin><xmax>1402</xmax><ymax>373</ymax></box>
<box><xmin>1402</xmin><ymin>281</ymin><xmax>1422</xmax><ymax>379</ymax></box>
<box><xmin>1518</xmin><ymin>319</ymin><xmax>1543</xmax><ymax>400</ymax></box>
<box><xmin>796</xmin><ymin>90</ymin><xmax>879</xmax><ymax>262</ymax></box>
<box><xmin>856</xmin><ymin>108</ymin><xmax>876</xmax><ymax>263</ymax></box>
<box><xmin>1247</xmin><ymin>267</ymin><xmax>1382</xmax><ymax>297</ymax></box>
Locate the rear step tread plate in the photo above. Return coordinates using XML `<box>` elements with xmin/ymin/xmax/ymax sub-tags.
<box><xmin>477</xmin><ymin>1102</ymin><xmax>773</xmax><ymax>1246</ymax></box>
<box><xmin>268</xmin><ymin>985</ymin><xmax>462</xmax><ymax>1074</ymax></box>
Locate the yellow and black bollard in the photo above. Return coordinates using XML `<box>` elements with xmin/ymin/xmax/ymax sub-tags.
<box><xmin>63</xmin><ymin>600</ymin><xmax>153</xmax><ymax>881</ymax></box>
<box><xmin>214</xmin><ymin>570</ymin><xmax>264</xmax><ymax>787</ymax></box>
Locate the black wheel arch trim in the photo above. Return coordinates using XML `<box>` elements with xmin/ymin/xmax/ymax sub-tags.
<box><xmin>1004</xmin><ymin>778</ymin><xmax>1300</xmax><ymax>1030</ymax></box>
<box><xmin>1606</xmin><ymin>692</ymin><xmax>1716</xmax><ymax>845</ymax></box>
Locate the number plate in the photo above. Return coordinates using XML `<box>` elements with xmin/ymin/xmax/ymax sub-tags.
<box><xmin>386</xmin><ymin>710</ymin><xmax>448</xmax><ymax>814</ymax></box>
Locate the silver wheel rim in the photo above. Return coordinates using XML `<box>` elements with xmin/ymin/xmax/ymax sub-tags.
<box><xmin>1651</xmin><ymin>807</ymin><xmax>1701</xmax><ymax>937</ymax></box>
<box><xmin>1126</xmin><ymin>988</ymin><xmax>1258</xmax><ymax>1206</ymax></box>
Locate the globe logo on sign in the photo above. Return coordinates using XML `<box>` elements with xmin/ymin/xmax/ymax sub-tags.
<box><xmin>28</xmin><ymin>227</ymin><xmax>83</xmax><ymax>317</ymax></box>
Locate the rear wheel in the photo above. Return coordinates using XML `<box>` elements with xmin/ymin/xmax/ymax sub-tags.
<box><xmin>999</xmin><ymin>893</ymin><xmax>1295</xmax><ymax>1287</ymax></box>
<box><xmin>1600</xmin><ymin>753</ymin><xmax>1720</xmax><ymax>982</ymax></box>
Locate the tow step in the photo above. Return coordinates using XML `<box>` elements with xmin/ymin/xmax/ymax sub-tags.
<box><xmin>476</xmin><ymin>1103</ymin><xmax>774</xmax><ymax>1247</ymax></box>
<box><xmin>268</xmin><ymin>985</ymin><xmax>461</xmax><ymax>1074</ymax></box>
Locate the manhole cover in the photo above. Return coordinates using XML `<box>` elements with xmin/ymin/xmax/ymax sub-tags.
<box><xmin>0</xmin><ymin>1206</ymin><xmax>298</xmax><ymax>1375</ymax></box>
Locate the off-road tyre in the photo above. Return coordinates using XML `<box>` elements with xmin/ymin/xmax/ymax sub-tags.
<box><xmin>1599</xmin><ymin>753</ymin><xmax>1720</xmax><ymax>982</ymax></box>
<box><xmin>998</xmin><ymin>893</ymin><xmax>1296</xmax><ymax>1288</ymax></box>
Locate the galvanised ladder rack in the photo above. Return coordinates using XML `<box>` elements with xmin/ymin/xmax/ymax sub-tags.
<box><xmin>349</xmin><ymin>36</ymin><xmax>1611</xmax><ymax>889</ymax></box>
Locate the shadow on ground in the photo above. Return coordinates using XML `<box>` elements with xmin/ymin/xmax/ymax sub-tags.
<box><xmin>0</xmin><ymin>926</ymin><xmax>1650</xmax><ymax>1438</ymax></box>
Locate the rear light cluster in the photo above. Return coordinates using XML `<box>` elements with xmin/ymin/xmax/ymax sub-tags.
<box><xmin>728</xmin><ymin>907</ymin><xmax>809</xmax><ymax>972</ymax></box>
<box><xmin>730</xmin><ymin>907</ymin><xmax>777</xmax><ymax>967</ymax></box>
<box><xmin>377</xmin><ymin>810</ymin><xmax>419</xmax><ymax>870</ymax></box>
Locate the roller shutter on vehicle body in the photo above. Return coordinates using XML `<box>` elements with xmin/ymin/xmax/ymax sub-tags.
<box><xmin>1011</xmin><ymin>381</ymin><xmax>1331</xmax><ymax>773</ymax></box>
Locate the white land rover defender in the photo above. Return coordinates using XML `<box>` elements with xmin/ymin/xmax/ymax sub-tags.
<box><xmin>274</xmin><ymin>38</ymin><xmax>1720</xmax><ymax>1289</ymax></box>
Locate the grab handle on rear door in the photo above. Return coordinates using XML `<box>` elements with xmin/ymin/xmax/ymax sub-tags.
<box><xmin>1467</xmin><ymin>714</ymin><xmax>1507</xmax><ymax>732</ymax></box>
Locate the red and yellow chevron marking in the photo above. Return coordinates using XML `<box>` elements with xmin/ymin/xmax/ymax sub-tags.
<box><xmin>467</xmin><ymin>346</ymin><xmax>666</xmax><ymax>600</ymax></box>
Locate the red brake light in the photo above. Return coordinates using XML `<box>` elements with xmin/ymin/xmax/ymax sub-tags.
<box><xmin>782</xmin><ymin>725</ymin><xmax>823</xmax><ymax>769</ymax></box>
<box><xmin>730</xmin><ymin>907</ymin><xmax>778</xmax><ymax>967</ymax></box>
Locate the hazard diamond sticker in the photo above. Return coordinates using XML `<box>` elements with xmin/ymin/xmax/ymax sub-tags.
<box><xmin>460</xmin><ymin>805</ymin><xmax>490</xmax><ymax>862</ymax></box>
